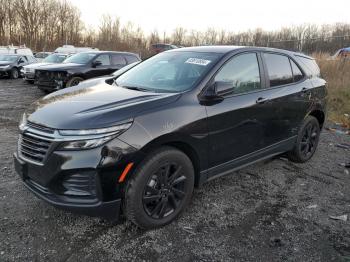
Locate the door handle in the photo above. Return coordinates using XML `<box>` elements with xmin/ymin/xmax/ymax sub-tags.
<box><xmin>256</xmin><ymin>97</ymin><xmax>269</xmax><ymax>104</ymax></box>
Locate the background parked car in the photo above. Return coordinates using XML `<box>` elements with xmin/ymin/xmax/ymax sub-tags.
<box><xmin>35</xmin><ymin>51</ymin><xmax>141</xmax><ymax>92</ymax></box>
<box><xmin>22</xmin><ymin>53</ymin><xmax>70</xmax><ymax>84</ymax></box>
<box><xmin>34</xmin><ymin>52</ymin><xmax>52</xmax><ymax>62</ymax></box>
<box><xmin>151</xmin><ymin>43</ymin><xmax>178</xmax><ymax>54</ymax></box>
<box><xmin>0</xmin><ymin>54</ymin><xmax>37</xmax><ymax>79</ymax></box>
<box><xmin>331</xmin><ymin>47</ymin><xmax>350</xmax><ymax>59</ymax></box>
<box><xmin>0</xmin><ymin>45</ymin><xmax>34</xmax><ymax>56</ymax></box>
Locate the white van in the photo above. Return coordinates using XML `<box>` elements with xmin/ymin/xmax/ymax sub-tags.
<box><xmin>0</xmin><ymin>45</ymin><xmax>34</xmax><ymax>56</ymax></box>
<box><xmin>54</xmin><ymin>45</ymin><xmax>98</xmax><ymax>54</ymax></box>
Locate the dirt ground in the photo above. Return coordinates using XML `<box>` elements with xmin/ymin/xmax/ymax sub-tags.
<box><xmin>0</xmin><ymin>78</ymin><xmax>350</xmax><ymax>262</ymax></box>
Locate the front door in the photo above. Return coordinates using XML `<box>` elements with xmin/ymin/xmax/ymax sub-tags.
<box><xmin>205</xmin><ymin>52</ymin><xmax>270</xmax><ymax>171</ymax></box>
<box><xmin>88</xmin><ymin>54</ymin><xmax>113</xmax><ymax>78</ymax></box>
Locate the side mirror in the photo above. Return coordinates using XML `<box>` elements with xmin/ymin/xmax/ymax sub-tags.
<box><xmin>214</xmin><ymin>81</ymin><xmax>234</xmax><ymax>96</ymax></box>
<box><xmin>199</xmin><ymin>81</ymin><xmax>234</xmax><ymax>105</ymax></box>
<box><xmin>18</xmin><ymin>59</ymin><xmax>25</xmax><ymax>64</ymax></box>
<box><xmin>92</xmin><ymin>61</ymin><xmax>102</xmax><ymax>68</ymax></box>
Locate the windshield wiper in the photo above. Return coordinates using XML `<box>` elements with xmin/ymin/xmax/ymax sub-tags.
<box><xmin>121</xmin><ymin>85</ymin><xmax>153</xmax><ymax>92</ymax></box>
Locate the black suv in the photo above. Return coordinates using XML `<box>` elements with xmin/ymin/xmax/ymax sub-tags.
<box><xmin>14</xmin><ymin>46</ymin><xmax>326</xmax><ymax>229</ymax></box>
<box><xmin>0</xmin><ymin>54</ymin><xmax>37</xmax><ymax>79</ymax></box>
<box><xmin>35</xmin><ymin>51</ymin><xmax>140</xmax><ymax>92</ymax></box>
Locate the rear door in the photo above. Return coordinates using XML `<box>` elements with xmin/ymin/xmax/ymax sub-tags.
<box><xmin>260</xmin><ymin>52</ymin><xmax>313</xmax><ymax>145</ymax></box>
<box><xmin>111</xmin><ymin>54</ymin><xmax>127</xmax><ymax>72</ymax></box>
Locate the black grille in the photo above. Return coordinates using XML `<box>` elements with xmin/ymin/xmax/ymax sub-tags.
<box><xmin>19</xmin><ymin>133</ymin><xmax>52</xmax><ymax>163</ymax></box>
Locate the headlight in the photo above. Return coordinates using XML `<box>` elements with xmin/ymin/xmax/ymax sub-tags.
<box><xmin>19</xmin><ymin>113</ymin><xmax>27</xmax><ymax>131</ymax></box>
<box><xmin>60</xmin><ymin>136</ymin><xmax>114</xmax><ymax>150</ymax></box>
<box><xmin>0</xmin><ymin>65</ymin><xmax>10</xmax><ymax>69</ymax></box>
<box><xmin>58</xmin><ymin>122</ymin><xmax>132</xmax><ymax>136</ymax></box>
<box><xmin>58</xmin><ymin>121</ymin><xmax>133</xmax><ymax>150</ymax></box>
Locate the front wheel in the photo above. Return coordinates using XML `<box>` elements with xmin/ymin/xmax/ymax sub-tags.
<box><xmin>288</xmin><ymin>116</ymin><xmax>320</xmax><ymax>163</ymax></box>
<box><xmin>10</xmin><ymin>68</ymin><xmax>19</xmax><ymax>79</ymax></box>
<box><xmin>66</xmin><ymin>76</ymin><xmax>84</xmax><ymax>88</ymax></box>
<box><xmin>125</xmin><ymin>147</ymin><xmax>195</xmax><ymax>229</ymax></box>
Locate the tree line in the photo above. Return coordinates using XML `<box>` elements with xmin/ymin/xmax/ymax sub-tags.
<box><xmin>1</xmin><ymin>0</ymin><xmax>350</xmax><ymax>57</ymax></box>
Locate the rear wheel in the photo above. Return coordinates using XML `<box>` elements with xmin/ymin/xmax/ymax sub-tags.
<box><xmin>288</xmin><ymin>116</ymin><xmax>320</xmax><ymax>163</ymax></box>
<box><xmin>125</xmin><ymin>147</ymin><xmax>195</xmax><ymax>229</ymax></box>
<box><xmin>10</xmin><ymin>68</ymin><xmax>19</xmax><ymax>79</ymax></box>
<box><xmin>66</xmin><ymin>77</ymin><xmax>84</xmax><ymax>87</ymax></box>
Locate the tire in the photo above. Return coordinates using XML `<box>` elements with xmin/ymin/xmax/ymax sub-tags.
<box><xmin>66</xmin><ymin>77</ymin><xmax>84</xmax><ymax>88</ymax></box>
<box><xmin>288</xmin><ymin>116</ymin><xmax>320</xmax><ymax>163</ymax></box>
<box><xmin>10</xmin><ymin>68</ymin><xmax>19</xmax><ymax>79</ymax></box>
<box><xmin>125</xmin><ymin>146</ymin><xmax>195</xmax><ymax>229</ymax></box>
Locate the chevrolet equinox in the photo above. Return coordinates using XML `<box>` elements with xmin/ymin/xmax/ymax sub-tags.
<box><xmin>14</xmin><ymin>46</ymin><xmax>327</xmax><ymax>229</ymax></box>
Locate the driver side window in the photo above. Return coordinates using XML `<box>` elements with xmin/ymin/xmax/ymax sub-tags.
<box><xmin>18</xmin><ymin>56</ymin><xmax>27</xmax><ymax>64</ymax></box>
<box><xmin>95</xmin><ymin>54</ymin><xmax>111</xmax><ymax>66</ymax></box>
<box><xmin>214</xmin><ymin>53</ymin><xmax>261</xmax><ymax>95</ymax></box>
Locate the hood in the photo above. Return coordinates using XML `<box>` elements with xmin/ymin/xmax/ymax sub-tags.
<box><xmin>24</xmin><ymin>62</ymin><xmax>55</xmax><ymax>69</ymax></box>
<box><xmin>0</xmin><ymin>61</ymin><xmax>12</xmax><ymax>66</ymax></box>
<box><xmin>36</xmin><ymin>63</ymin><xmax>84</xmax><ymax>71</ymax></box>
<box><xmin>26</xmin><ymin>78</ymin><xmax>181</xmax><ymax>129</ymax></box>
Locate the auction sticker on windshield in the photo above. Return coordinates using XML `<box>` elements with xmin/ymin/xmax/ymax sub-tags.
<box><xmin>185</xmin><ymin>58</ymin><xmax>211</xmax><ymax>66</ymax></box>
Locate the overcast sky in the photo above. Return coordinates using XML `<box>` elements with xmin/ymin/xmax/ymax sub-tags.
<box><xmin>69</xmin><ymin>0</ymin><xmax>350</xmax><ymax>34</ymax></box>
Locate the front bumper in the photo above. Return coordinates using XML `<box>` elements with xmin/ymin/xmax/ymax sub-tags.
<box><xmin>13</xmin><ymin>133</ymin><xmax>139</xmax><ymax>220</ymax></box>
<box><xmin>23</xmin><ymin>72</ymin><xmax>35</xmax><ymax>80</ymax></box>
<box><xmin>0</xmin><ymin>68</ymin><xmax>10</xmax><ymax>76</ymax></box>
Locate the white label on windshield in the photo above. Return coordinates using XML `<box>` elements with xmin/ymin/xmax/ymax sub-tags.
<box><xmin>185</xmin><ymin>58</ymin><xmax>211</xmax><ymax>66</ymax></box>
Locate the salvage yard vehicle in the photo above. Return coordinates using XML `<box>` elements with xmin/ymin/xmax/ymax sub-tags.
<box><xmin>54</xmin><ymin>45</ymin><xmax>99</xmax><ymax>54</ymax></box>
<box><xmin>0</xmin><ymin>54</ymin><xmax>37</xmax><ymax>79</ymax></box>
<box><xmin>34</xmin><ymin>52</ymin><xmax>52</xmax><ymax>62</ymax></box>
<box><xmin>151</xmin><ymin>43</ymin><xmax>178</xmax><ymax>54</ymax></box>
<box><xmin>22</xmin><ymin>53</ymin><xmax>70</xmax><ymax>84</ymax></box>
<box><xmin>35</xmin><ymin>51</ymin><xmax>141</xmax><ymax>92</ymax></box>
<box><xmin>0</xmin><ymin>45</ymin><xmax>34</xmax><ymax>56</ymax></box>
<box><xmin>14</xmin><ymin>46</ymin><xmax>327</xmax><ymax>229</ymax></box>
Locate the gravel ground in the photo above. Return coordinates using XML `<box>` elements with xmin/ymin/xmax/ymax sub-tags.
<box><xmin>0</xmin><ymin>78</ymin><xmax>350</xmax><ymax>262</ymax></box>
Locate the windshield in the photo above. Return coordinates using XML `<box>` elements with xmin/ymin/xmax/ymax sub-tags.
<box><xmin>44</xmin><ymin>54</ymin><xmax>67</xmax><ymax>63</ymax></box>
<box><xmin>116</xmin><ymin>51</ymin><xmax>221</xmax><ymax>93</ymax></box>
<box><xmin>63</xmin><ymin>53</ymin><xmax>96</xmax><ymax>64</ymax></box>
<box><xmin>0</xmin><ymin>55</ymin><xmax>18</xmax><ymax>62</ymax></box>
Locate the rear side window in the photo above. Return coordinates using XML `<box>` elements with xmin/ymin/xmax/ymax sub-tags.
<box><xmin>290</xmin><ymin>60</ymin><xmax>303</xmax><ymax>82</ymax></box>
<box><xmin>111</xmin><ymin>54</ymin><xmax>126</xmax><ymax>65</ymax></box>
<box><xmin>125</xmin><ymin>55</ymin><xmax>140</xmax><ymax>64</ymax></box>
<box><xmin>264</xmin><ymin>53</ymin><xmax>293</xmax><ymax>87</ymax></box>
<box><xmin>214</xmin><ymin>53</ymin><xmax>261</xmax><ymax>95</ymax></box>
<box><xmin>296</xmin><ymin>56</ymin><xmax>320</xmax><ymax>77</ymax></box>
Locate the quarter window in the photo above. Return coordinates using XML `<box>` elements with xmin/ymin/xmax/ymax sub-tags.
<box><xmin>290</xmin><ymin>59</ymin><xmax>303</xmax><ymax>82</ymax></box>
<box><xmin>264</xmin><ymin>53</ymin><xmax>293</xmax><ymax>87</ymax></box>
<box><xmin>214</xmin><ymin>53</ymin><xmax>261</xmax><ymax>95</ymax></box>
<box><xmin>95</xmin><ymin>54</ymin><xmax>110</xmax><ymax>66</ymax></box>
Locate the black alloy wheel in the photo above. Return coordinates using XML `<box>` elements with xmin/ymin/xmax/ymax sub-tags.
<box><xmin>288</xmin><ymin>116</ymin><xmax>320</xmax><ymax>163</ymax></box>
<box><xmin>142</xmin><ymin>162</ymin><xmax>187</xmax><ymax>219</ymax></box>
<box><xmin>299</xmin><ymin>122</ymin><xmax>319</xmax><ymax>159</ymax></box>
<box><xmin>125</xmin><ymin>147</ymin><xmax>194</xmax><ymax>229</ymax></box>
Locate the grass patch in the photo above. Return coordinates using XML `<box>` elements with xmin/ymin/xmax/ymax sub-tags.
<box><xmin>314</xmin><ymin>53</ymin><xmax>350</xmax><ymax>128</ymax></box>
